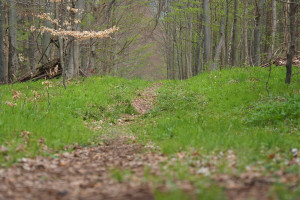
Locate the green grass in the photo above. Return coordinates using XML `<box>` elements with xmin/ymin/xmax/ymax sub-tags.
<box><xmin>137</xmin><ymin>67</ymin><xmax>300</xmax><ymax>157</ymax></box>
<box><xmin>131</xmin><ymin>66</ymin><xmax>300</xmax><ymax>199</ymax></box>
<box><xmin>1</xmin><ymin>66</ymin><xmax>299</xmax><ymax>199</ymax></box>
<box><xmin>0</xmin><ymin>76</ymin><xmax>149</xmax><ymax>165</ymax></box>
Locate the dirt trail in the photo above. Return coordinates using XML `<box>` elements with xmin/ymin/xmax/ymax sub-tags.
<box><xmin>0</xmin><ymin>84</ymin><xmax>162</xmax><ymax>200</ymax></box>
<box><xmin>0</xmin><ymin>140</ymin><xmax>153</xmax><ymax>200</ymax></box>
<box><xmin>131</xmin><ymin>83</ymin><xmax>162</xmax><ymax>115</ymax></box>
<box><xmin>1</xmin><ymin>83</ymin><xmax>297</xmax><ymax>200</ymax></box>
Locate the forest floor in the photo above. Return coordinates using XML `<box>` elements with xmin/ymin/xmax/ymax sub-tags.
<box><xmin>0</xmin><ymin>83</ymin><xmax>272</xmax><ymax>200</ymax></box>
<box><xmin>0</xmin><ymin>83</ymin><xmax>164</xmax><ymax>200</ymax></box>
<box><xmin>0</xmin><ymin>67</ymin><xmax>300</xmax><ymax>199</ymax></box>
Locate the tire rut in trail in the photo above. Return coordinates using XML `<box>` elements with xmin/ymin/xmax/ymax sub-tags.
<box><xmin>0</xmin><ymin>83</ymin><xmax>163</xmax><ymax>200</ymax></box>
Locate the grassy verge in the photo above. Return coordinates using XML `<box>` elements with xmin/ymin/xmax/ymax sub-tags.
<box><xmin>137</xmin><ymin>67</ymin><xmax>299</xmax><ymax>157</ymax></box>
<box><xmin>0</xmin><ymin>76</ymin><xmax>149</xmax><ymax>166</ymax></box>
<box><xmin>130</xmin><ymin>67</ymin><xmax>300</xmax><ymax>199</ymax></box>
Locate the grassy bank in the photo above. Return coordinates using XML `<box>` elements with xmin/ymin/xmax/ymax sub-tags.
<box><xmin>136</xmin><ymin>67</ymin><xmax>300</xmax><ymax>162</ymax></box>
<box><xmin>0</xmin><ymin>77</ymin><xmax>149</xmax><ymax>165</ymax></box>
<box><xmin>138</xmin><ymin>67</ymin><xmax>299</xmax><ymax>152</ymax></box>
<box><xmin>132</xmin><ymin>67</ymin><xmax>300</xmax><ymax>199</ymax></box>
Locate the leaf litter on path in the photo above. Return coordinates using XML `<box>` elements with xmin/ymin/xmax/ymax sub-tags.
<box><xmin>1</xmin><ymin>83</ymin><xmax>300</xmax><ymax>200</ymax></box>
<box><xmin>0</xmin><ymin>83</ymin><xmax>163</xmax><ymax>200</ymax></box>
<box><xmin>0</xmin><ymin>137</ymin><xmax>155</xmax><ymax>200</ymax></box>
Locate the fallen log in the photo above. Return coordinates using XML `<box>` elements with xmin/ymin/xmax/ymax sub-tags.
<box><xmin>18</xmin><ymin>58</ymin><xmax>61</xmax><ymax>82</ymax></box>
<box><xmin>17</xmin><ymin>58</ymin><xmax>92</xmax><ymax>82</ymax></box>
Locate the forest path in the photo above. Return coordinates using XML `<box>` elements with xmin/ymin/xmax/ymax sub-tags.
<box><xmin>0</xmin><ymin>83</ymin><xmax>163</xmax><ymax>200</ymax></box>
<box><xmin>131</xmin><ymin>82</ymin><xmax>162</xmax><ymax>116</ymax></box>
<box><xmin>0</xmin><ymin>83</ymin><xmax>284</xmax><ymax>200</ymax></box>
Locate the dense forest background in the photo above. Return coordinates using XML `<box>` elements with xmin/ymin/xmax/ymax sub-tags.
<box><xmin>0</xmin><ymin>0</ymin><xmax>299</xmax><ymax>83</ymax></box>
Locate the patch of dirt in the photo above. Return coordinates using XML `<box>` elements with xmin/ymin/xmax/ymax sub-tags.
<box><xmin>213</xmin><ymin>175</ymin><xmax>273</xmax><ymax>200</ymax></box>
<box><xmin>115</xmin><ymin>83</ymin><xmax>162</xmax><ymax>126</ymax></box>
<box><xmin>0</xmin><ymin>137</ymin><xmax>157</xmax><ymax>200</ymax></box>
<box><xmin>131</xmin><ymin>83</ymin><xmax>162</xmax><ymax>115</ymax></box>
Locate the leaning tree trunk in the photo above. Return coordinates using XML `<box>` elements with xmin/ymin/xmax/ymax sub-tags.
<box><xmin>285</xmin><ymin>1</ymin><xmax>297</xmax><ymax>84</ymax></box>
<box><xmin>8</xmin><ymin>1</ymin><xmax>20</xmax><ymax>82</ymax></box>
<box><xmin>0</xmin><ymin>0</ymin><xmax>7</xmax><ymax>83</ymax></box>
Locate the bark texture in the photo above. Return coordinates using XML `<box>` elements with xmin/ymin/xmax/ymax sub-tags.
<box><xmin>253</xmin><ymin>0</ymin><xmax>265</xmax><ymax>66</ymax></box>
<box><xmin>203</xmin><ymin>0</ymin><xmax>211</xmax><ymax>64</ymax></box>
<box><xmin>285</xmin><ymin>1</ymin><xmax>297</xmax><ymax>84</ymax></box>
<box><xmin>8</xmin><ymin>1</ymin><xmax>20</xmax><ymax>82</ymax></box>
<box><xmin>0</xmin><ymin>0</ymin><xmax>6</xmax><ymax>83</ymax></box>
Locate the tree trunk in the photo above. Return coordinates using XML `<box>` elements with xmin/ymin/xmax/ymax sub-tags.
<box><xmin>231</xmin><ymin>0</ymin><xmax>238</xmax><ymax>66</ymax></box>
<box><xmin>285</xmin><ymin>1</ymin><xmax>297</xmax><ymax>84</ymax></box>
<box><xmin>283</xmin><ymin>0</ymin><xmax>290</xmax><ymax>55</ymax></box>
<box><xmin>8</xmin><ymin>1</ymin><xmax>20</xmax><ymax>82</ymax></box>
<box><xmin>89</xmin><ymin>39</ymin><xmax>96</xmax><ymax>73</ymax></box>
<box><xmin>188</xmin><ymin>12</ymin><xmax>193</xmax><ymax>77</ymax></box>
<box><xmin>28</xmin><ymin>0</ymin><xmax>36</xmax><ymax>71</ymax></box>
<box><xmin>58</xmin><ymin>0</ymin><xmax>66</xmax><ymax>88</ymax></box>
<box><xmin>0</xmin><ymin>0</ymin><xmax>6</xmax><ymax>83</ymax></box>
<box><xmin>269</xmin><ymin>0</ymin><xmax>277</xmax><ymax>59</ymax></box>
<box><xmin>210</xmin><ymin>4</ymin><xmax>226</xmax><ymax>70</ymax></box>
<box><xmin>67</xmin><ymin>42</ymin><xmax>74</xmax><ymax>78</ymax></box>
<box><xmin>195</xmin><ymin>12</ymin><xmax>202</xmax><ymax>75</ymax></box>
<box><xmin>66</xmin><ymin>0</ymin><xmax>84</xmax><ymax>79</ymax></box>
<box><xmin>243</xmin><ymin>0</ymin><xmax>249</xmax><ymax>65</ymax></box>
<box><xmin>264</xmin><ymin>0</ymin><xmax>272</xmax><ymax>62</ymax></box>
<box><xmin>253</xmin><ymin>0</ymin><xmax>265</xmax><ymax>66</ymax></box>
<box><xmin>224</xmin><ymin>0</ymin><xmax>230</xmax><ymax>65</ymax></box>
<box><xmin>41</xmin><ymin>0</ymin><xmax>52</xmax><ymax>63</ymax></box>
<box><xmin>203</xmin><ymin>0</ymin><xmax>211</xmax><ymax>64</ymax></box>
